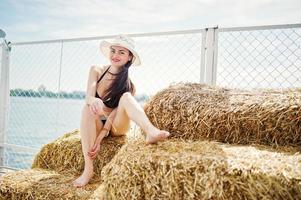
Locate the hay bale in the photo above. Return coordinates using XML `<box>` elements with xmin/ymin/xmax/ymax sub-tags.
<box><xmin>95</xmin><ymin>139</ymin><xmax>228</xmax><ymax>200</ymax></box>
<box><xmin>0</xmin><ymin>169</ymin><xmax>99</xmax><ymax>200</ymax></box>
<box><xmin>144</xmin><ymin>83</ymin><xmax>301</xmax><ymax>147</ymax></box>
<box><xmin>88</xmin><ymin>184</ymin><xmax>106</xmax><ymax>200</ymax></box>
<box><xmin>220</xmin><ymin>144</ymin><xmax>301</xmax><ymax>200</ymax></box>
<box><xmin>93</xmin><ymin>140</ymin><xmax>301</xmax><ymax>200</ymax></box>
<box><xmin>1</xmin><ymin>130</ymin><xmax>128</xmax><ymax>200</ymax></box>
<box><xmin>32</xmin><ymin>129</ymin><xmax>127</xmax><ymax>176</ymax></box>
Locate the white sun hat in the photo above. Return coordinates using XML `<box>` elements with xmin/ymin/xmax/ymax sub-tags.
<box><xmin>99</xmin><ymin>34</ymin><xmax>141</xmax><ymax>66</ymax></box>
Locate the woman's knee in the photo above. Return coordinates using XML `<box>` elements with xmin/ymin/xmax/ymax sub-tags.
<box><xmin>81</xmin><ymin>104</ymin><xmax>97</xmax><ymax>119</ymax></box>
<box><xmin>119</xmin><ymin>92</ymin><xmax>133</xmax><ymax>104</ymax></box>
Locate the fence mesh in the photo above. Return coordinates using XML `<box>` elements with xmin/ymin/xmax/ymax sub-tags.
<box><xmin>217</xmin><ymin>27</ymin><xmax>301</xmax><ymax>89</ymax></box>
<box><xmin>4</xmin><ymin>32</ymin><xmax>204</xmax><ymax>169</ymax></box>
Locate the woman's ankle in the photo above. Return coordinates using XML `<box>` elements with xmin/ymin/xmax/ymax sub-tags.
<box><xmin>83</xmin><ymin>160</ymin><xmax>94</xmax><ymax>172</ymax></box>
<box><xmin>145</xmin><ymin>125</ymin><xmax>157</xmax><ymax>136</ymax></box>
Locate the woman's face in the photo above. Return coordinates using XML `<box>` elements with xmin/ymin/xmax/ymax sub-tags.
<box><xmin>109</xmin><ymin>45</ymin><xmax>133</xmax><ymax>67</ymax></box>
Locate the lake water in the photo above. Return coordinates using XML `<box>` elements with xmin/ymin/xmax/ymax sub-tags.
<box><xmin>4</xmin><ymin>96</ymin><xmax>142</xmax><ymax>169</ymax></box>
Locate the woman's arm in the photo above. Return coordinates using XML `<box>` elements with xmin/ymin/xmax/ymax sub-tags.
<box><xmin>88</xmin><ymin>108</ymin><xmax>117</xmax><ymax>159</ymax></box>
<box><xmin>85</xmin><ymin>65</ymin><xmax>107</xmax><ymax>105</ymax></box>
<box><xmin>89</xmin><ymin>108</ymin><xmax>117</xmax><ymax>159</ymax></box>
<box><xmin>101</xmin><ymin>86</ymin><xmax>134</xmax><ymax>135</ymax></box>
<box><xmin>102</xmin><ymin>108</ymin><xmax>118</xmax><ymax>135</ymax></box>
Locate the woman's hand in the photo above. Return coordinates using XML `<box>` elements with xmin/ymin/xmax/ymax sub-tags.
<box><xmin>88</xmin><ymin>141</ymin><xmax>100</xmax><ymax>159</ymax></box>
<box><xmin>89</xmin><ymin>97</ymin><xmax>104</xmax><ymax>116</ymax></box>
<box><xmin>88</xmin><ymin>129</ymin><xmax>108</xmax><ymax>159</ymax></box>
<box><xmin>88</xmin><ymin>135</ymin><xmax>102</xmax><ymax>159</ymax></box>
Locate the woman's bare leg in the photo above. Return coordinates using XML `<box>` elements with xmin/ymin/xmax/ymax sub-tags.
<box><xmin>73</xmin><ymin>104</ymin><xmax>103</xmax><ymax>187</ymax></box>
<box><xmin>111</xmin><ymin>92</ymin><xmax>170</xmax><ymax>143</ymax></box>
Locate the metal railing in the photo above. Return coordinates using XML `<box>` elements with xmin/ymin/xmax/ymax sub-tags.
<box><xmin>0</xmin><ymin>23</ymin><xmax>300</xmax><ymax>170</ymax></box>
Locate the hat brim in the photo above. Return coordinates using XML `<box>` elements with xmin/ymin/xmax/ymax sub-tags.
<box><xmin>99</xmin><ymin>41</ymin><xmax>141</xmax><ymax>66</ymax></box>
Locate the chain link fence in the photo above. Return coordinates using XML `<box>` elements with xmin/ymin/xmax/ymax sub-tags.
<box><xmin>217</xmin><ymin>25</ymin><xmax>301</xmax><ymax>89</ymax></box>
<box><xmin>1</xmin><ymin>24</ymin><xmax>300</xmax><ymax>170</ymax></box>
<box><xmin>2</xmin><ymin>31</ymin><xmax>205</xmax><ymax>169</ymax></box>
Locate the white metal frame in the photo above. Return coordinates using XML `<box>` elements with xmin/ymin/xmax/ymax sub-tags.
<box><xmin>219</xmin><ymin>23</ymin><xmax>301</xmax><ymax>32</ymax></box>
<box><xmin>13</xmin><ymin>29</ymin><xmax>206</xmax><ymax>45</ymax></box>
<box><xmin>201</xmin><ymin>27</ymin><xmax>219</xmax><ymax>85</ymax></box>
<box><xmin>0</xmin><ymin>40</ymin><xmax>11</xmax><ymax>167</ymax></box>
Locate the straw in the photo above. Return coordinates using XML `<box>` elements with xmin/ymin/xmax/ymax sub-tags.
<box><xmin>144</xmin><ymin>83</ymin><xmax>301</xmax><ymax>147</ymax></box>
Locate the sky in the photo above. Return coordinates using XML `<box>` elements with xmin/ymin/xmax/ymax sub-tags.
<box><xmin>0</xmin><ymin>0</ymin><xmax>300</xmax><ymax>95</ymax></box>
<box><xmin>1</xmin><ymin>0</ymin><xmax>301</xmax><ymax>43</ymax></box>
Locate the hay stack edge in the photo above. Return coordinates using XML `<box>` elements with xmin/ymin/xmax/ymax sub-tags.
<box><xmin>32</xmin><ymin>130</ymin><xmax>126</xmax><ymax>175</ymax></box>
<box><xmin>144</xmin><ymin>83</ymin><xmax>301</xmax><ymax>147</ymax></box>
<box><xmin>92</xmin><ymin>139</ymin><xmax>301</xmax><ymax>200</ymax></box>
<box><xmin>1</xmin><ymin>83</ymin><xmax>300</xmax><ymax>199</ymax></box>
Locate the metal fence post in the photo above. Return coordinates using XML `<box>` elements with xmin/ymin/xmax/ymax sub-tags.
<box><xmin>0</xmin><ymin>37</ymin><xmax>11</xmax><ymax>167</ymax></box>
<box><xmin>204</xmin><ymin>27</ymin><xmax>218</xmax><ymax>86</ymax></box>
<box><xmin>200</xmin><ymin>30</ymin><xmax>206</xmax><ymax>84</ymax></box>
<box><xmin>212</xmin><ymin>27</ymin><xmax>219</xmax><ymax>85</ymax></box>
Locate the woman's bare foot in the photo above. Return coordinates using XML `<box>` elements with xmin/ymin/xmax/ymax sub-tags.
<box><xmin>72</xmin><ymin>168</ymin><xmax>94</xmax><ymax>187</ymax></box>
<box><xmin>145</xmin><ymin>127</ymin><xmax>170</xmax><ymax>144</ymax></box>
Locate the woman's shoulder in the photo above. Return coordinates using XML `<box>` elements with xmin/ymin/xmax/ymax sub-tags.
<box><xmin>90</xmin><ymin>65</ymin><xmax>110</xmax><ymax>77</ymax></box>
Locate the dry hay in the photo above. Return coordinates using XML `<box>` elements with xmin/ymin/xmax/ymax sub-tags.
<box><xmin>93</xmin><ymin>139</ymin><xmax>301</xmax><ymax>200</ymax></box>
<box><xmin>32</xmin><ymin>129</ymin><xmax>126</xmax><ymax>176</ymax></box>
<box><xmin>0</xmin><ymin>169</ymin><xmax>99</xmax><ymax>200</ymax></box>
<box><xmin>98</xmin><ymin>141</ymin><xmax>226</xmax><ymax>199</ymax></box>
<box><xmin>144</xmin><ymin>83</ymin><xmax>301</xmax><ymax>147</ymax></box>
<box><xmin>88</xmin><ymin>184</ymin><xmax>106</xmax><ymax>200</ymax></box>
<box><xmin>95</xmin><ymin>139</ymin><xmax>228</xmax><ymax>200</ymax></box>
<box><xmin>0</xmin><ymin>130</ymin><xmax>128</xmax><ymax>199</ymax></box>
<box><xmin>220</xmin><ymin>144</ymin><xmax>301</xmax><ymax>200</ymax></box>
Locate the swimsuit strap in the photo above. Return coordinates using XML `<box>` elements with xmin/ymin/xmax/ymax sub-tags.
<box><xmin>97</xmin><ymin>66</ymin><xmax>110</xmax><ymax>83</ymax></box>
<box><xmin>95</xmin><ymin>66</ymin><xmax>110</xmax><ymax>98</ymax></box>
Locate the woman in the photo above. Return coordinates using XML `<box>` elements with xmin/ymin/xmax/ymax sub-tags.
<box><xmin>73</xmin><ymin>35</ymin><xmax>170</xmax><ymax>187</ymax></box>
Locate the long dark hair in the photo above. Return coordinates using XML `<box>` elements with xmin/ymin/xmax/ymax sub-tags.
<box><xmin>103</xmin><ymin>52</ymin><xmax>135</xmax><ymax>106</ymax></box>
